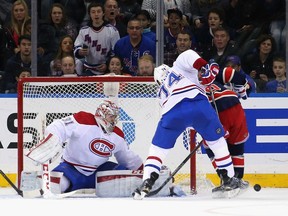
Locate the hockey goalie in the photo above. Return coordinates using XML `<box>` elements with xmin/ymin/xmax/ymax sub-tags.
<box><xmin>24</xmin><ymin>100</ymin><xmax>184</xmax><ymax>197</ymax></box>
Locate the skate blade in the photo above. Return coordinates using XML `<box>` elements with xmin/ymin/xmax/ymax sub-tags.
<box><xmin>212</xmin><ymin>188</ymin><xmax>240</xmax><ymax>199</ymax></box>
<box><xmin>133</xmin><ymin>191</ymin><xmax>147</xmax><ymax>200</ymax></box>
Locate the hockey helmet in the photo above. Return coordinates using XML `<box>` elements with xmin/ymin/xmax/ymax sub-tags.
<box><xmin>154</xmin><ymin>64</ymin><xmax>171</xmax><ymax>86</ymax></box>
<box><xmin>95</xmin><ymin>100</ymin><xmax>119</xmax><ymax>134</ymax></box>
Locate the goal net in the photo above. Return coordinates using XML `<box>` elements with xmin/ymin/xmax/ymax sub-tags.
<box><xmin>17</xmin><ymin>76</ymin><xmax>209</xmax><ymax>194</ymax></box>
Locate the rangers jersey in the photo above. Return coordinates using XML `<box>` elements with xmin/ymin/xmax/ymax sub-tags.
<box><xmin>74</xmin><ymin>23</ymin><xmax>120</xmax><ymax>75</ymax></box>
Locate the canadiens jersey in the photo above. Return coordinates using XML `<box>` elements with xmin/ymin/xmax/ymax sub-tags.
<box><xmin>74</xmin><ymin>23</ymin><xmax>120</xmax><ymax>74</ymax></box>
<box><xmin>45</xmin><ymin>111</ymin><xmax>142</xmax><ymax>176</ymax></box>
<box><xmin>157</xmin><ymin>50</ymin><xmax>208</xmax><ymax>114</ymax></box>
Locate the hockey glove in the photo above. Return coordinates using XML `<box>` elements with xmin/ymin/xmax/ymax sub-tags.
<box><xmin>200</xmin><ymin>59</ymin><xmax>219</xmax><ymax>86</ymax></box>
<box><xmin>234</xmin><ymin>84</ymin><xmax>247</xmax><ymax>100</ymax></box>
<box><xmin>26</xmin><ymin>133</ymin><xmax>63</xmax><ymax>165</ymax></box>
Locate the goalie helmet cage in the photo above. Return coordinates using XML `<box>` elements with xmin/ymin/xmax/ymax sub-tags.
<box><xmin>17</xmin><ymin>76</ymin><xmax>197</xmax><ymax>192</ymax></box>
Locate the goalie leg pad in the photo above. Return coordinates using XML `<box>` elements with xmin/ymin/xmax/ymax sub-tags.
<box><xmin>96</xmin><ymin>169</ymin><xmax>172</xmax><ymax>197</ymax></box>
<box><xmin>50</xmin><ymin>171</ymin><xmax>71</xmax><ymax>194</ymax></box>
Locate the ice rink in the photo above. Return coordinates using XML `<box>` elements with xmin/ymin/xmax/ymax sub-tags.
<box><xmin>0</xmin><ymin>187</ymin><xmax>287</xmax><ymax>216</ymax></box>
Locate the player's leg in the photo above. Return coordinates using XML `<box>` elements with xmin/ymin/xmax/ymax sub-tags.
<box><xmin>134</xmin><ymin>102</ymin><xmax>188</xmax><ymax>198</ymax></box>
<box><xmin>220</xmin><ymin>104</ymin><xmax>249</xmax><ymax>189</ymax></box>
<box><xmin>190</xmin><ymin>96</ymin><xmax>240</xmax><ymax>197</ymax></box>
<box><xmin>52</xmin><ymin>161</ymin><xmax>96</xmax><ymax>193</ymax></box>
<box><xmin>228</xmin><ymin>143</ymin><xmax>249</xmax><ymax>189</ymax></box>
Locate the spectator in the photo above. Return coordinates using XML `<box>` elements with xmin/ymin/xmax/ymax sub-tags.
<box><xmin>106</xmin><ymin>55</ymin><xmax>127</xmax><ymax>76</ymax></box>
<box><xmin>114</xmin><ymin>17</ymin><xmax>156</xmax><ymax>76</ymax></box>
<box><xmin>3</xmin><ymin>0</ymin><xmax>30</xmax><ymax>60</ymax></box>
<box><xmin>61</xmin><ymin>55</ymin><xmax>78</xmax><ymax>77</ymax></box>
<box><xmin>141</xmin><ymin>0</ymin><xmax>192</xmax><ymax>26</ymax></box>
<box><xmin>194</xmin><ymin>7</ymin><xmax>233</xmax><ymax>55</ymax></box>
<box><xmin>40</xmin><ymin>1</ymin><xmax>86</xmax><ymax>27</ymax></box>
<box><xmin>221</xmin><ymin>0</ymin><xmax>267</xmax><ymax>47</ymax></box>
<box><xmin>164</xmin><ymin>30</ymin><xmax>192</xmax><ymax>67</ymax></box>
<box><xmin>136</xmin><ymin>9</ymin><xmax>156</xmax><ymax>42</ymax></box>
<box><xmin>190</xmin><ymin>0</ymin><xmax>222</xmax><ymax>32</ymax></box>
<box><xmin>137</xmin><ymin>54</ymin><xmax>154</xmax><ymax>76</ymax></box>
<box><xmin>164</xmin><ymin>8</ymin><xmax>194</xmax><ymax>54</ymax></box>
<box><xmin>225</xmin><ymin>55</ymin><xmax>257</xmax><ymax>95</ymax></box>
<box><xmin>50</xmin><ymin>35</ymin><xmax>83</xmax><ymax>76</ymax></box>
<box><xmin>242</xmin><ymin>34</ymin><xmax>276</xmax><ymax>93</ymax></box>
<box><xmin>104</xmin><ymin>0</ymin><xmax>127</xmax><ymax>38</ymax></box>
<box><xmin>265</xmin><ymin>56</ymin><xmax>287</xmax><ymax>93</ymax></box>
<box><xmin>74</xmin><ymin>2</ymin><xmax>120</xmax><ymax>76</ymax></box>
<box><xmin>58</xmin><ymin>0</ymin><xmax>86</xmax><ymax>29</ymax></box>
<box><xmin>4</xmin><ymin>66</ymin><xmax>31</xmax><ymax>93</ymax></box>
<box><xmin>38</xmin><ymin>3</ymin><xmax>79</xmax><ymax>75</ymax></box>
<box><xmin>117</xmin><ymin>0</ymin><xmax>141</xmax><ymax>26</ymax></box>
<box><xmin>202</xmin><ymin>26</ymin><xmax>239</xmax><ymax>69</ymax></box>
<box><xmin>2</xmin><ymin>34</ymin><xmax>47</xmax><ymax>93</ymax></box>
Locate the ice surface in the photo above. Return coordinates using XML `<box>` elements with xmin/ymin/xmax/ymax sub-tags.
<box><xmin>0</xmin><ymin>187</ymin><xmax>287</xmax><ymax>216</ymax></box>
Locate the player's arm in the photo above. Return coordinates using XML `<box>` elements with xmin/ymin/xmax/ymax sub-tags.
<box><xmin>218</xmin><ymin>67</ymin><xmax>248</xmax><ymax>99</ymax></box>
<box><xmin>114</xmin><ymin>139</ymin><xmax>143</xmax><ymax>171</ymax></box>
<box><xmin>25</xmin><ymin>115</ymin><xmax>76</xmax><ymax>164</ymax></box>
<box><xmin>199</xmin><ymin>59</ymin><xmax>220</xmax><ymax>86</ymax></box>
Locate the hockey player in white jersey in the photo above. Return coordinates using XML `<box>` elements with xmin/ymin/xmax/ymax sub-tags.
<box><xmin>133</xmin><ymin>49</ymin><xmax>240</xmax><ymax>199</ymax></box>
<box><xmin>26</xmin><ymin>100</ymin><xmax>143</xmax><ymax>194</ymax></box>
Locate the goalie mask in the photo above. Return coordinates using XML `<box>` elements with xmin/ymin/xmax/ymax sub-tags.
<box><xmin>95</xmin><ymin>100</ymin><xmax>119</xmax><ymax>134</ymax></box>
<box><xmin>154</xmin><ymin>64</ymin><xmax>170</xmax><ymax>86</ymax></box>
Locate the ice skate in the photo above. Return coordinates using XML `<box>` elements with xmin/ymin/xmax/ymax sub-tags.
<box><xmin>133</xmin><ymin>172</ymin><xmax>159</xmax><ymax>200</ymax></box>
<box><xmin>212</xmin><ymin>169</ymin><xmax>240</xmax><ymax>199</ymax></box>
<box><xmin>238</xmin><ymin>179</ymin><xmax>249</xmax><ymax>189</ymax></box>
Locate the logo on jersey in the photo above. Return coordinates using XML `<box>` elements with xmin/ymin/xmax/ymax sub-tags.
<box><xmin>216</xmin><ymin>127</ymin><xmax>222</xmax><ymax>134</ymax></box>
<box><xmin>89</xmin><ymin>139</ymin><xmax>115</xmax><ymax>157</ymax></box>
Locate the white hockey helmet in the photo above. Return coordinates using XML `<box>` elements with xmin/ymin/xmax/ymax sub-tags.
<box><xmin>154</xmin><ymin>64</ymin><xmax>171</xmax><ymax>86</ymax></box>
<box><xmin>95</xmin><ymin>100</ymin><xmax>119</xmax><ymax>134</ymax></box>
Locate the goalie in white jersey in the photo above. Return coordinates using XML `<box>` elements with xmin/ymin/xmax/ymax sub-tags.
<box><xmin>133</xmin><ymin>49</ymin><xmax>241</xmax><ymax>199</ymax></box>
<box><xmin>26</xmin><ymin>100</ymin><xmax>143</xmax><ymax>194</ymax></box>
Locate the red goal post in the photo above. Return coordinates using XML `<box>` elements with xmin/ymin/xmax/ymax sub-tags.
<box><xmin>17</xmin><ymin>76</ymin><xmax>198</xmax><ymax>192</ymax></box>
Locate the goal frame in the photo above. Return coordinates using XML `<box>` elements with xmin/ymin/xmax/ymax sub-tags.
<box><xmin>17</xmin><ymin>76</ymin><xmax>196</xmax><ymax>191</ymax></box>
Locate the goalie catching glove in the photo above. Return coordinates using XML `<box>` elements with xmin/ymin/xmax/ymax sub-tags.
<box><xmin>200</xmin><ymin>59</ymin><xmax>219</xmax><ymax>86</ymax></box>
<box><xmin>26</xmin><ymin>133</ymin><xmax>63</xmax><ymax>165</ymax></box>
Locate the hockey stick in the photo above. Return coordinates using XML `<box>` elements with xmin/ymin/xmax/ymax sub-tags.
<box><xmin>209</xmin><ymin>85</ymin><xmax>219</xmax><ymax>116</ymax></box>
<box><xmin>0</xmin><ymin>169</ymin><xmax>43</xmax><ymax>198</ymax></box>
<box><xmin>147</xmin><ymin>140</ymin><xmax>203</xmax><ymax>197</ymax></box>
<box><xmin>0</xmin><ymin>169</ymin><xmax>23</xmax><ymax>196</ymax></box>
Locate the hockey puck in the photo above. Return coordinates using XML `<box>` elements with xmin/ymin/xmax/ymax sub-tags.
<box><xmin>253</xmin><ymin>184</ymin><xmax>261</xmax><ymax>192</ymax></box>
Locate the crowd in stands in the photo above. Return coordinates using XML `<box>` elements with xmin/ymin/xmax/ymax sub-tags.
<box><xmin>0</xmin><ymin>0</ymin><xmax>286</xmax><ymax>93</ymax></box>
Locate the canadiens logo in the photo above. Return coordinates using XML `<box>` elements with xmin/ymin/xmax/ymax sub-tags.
<box><xmin>89</xmin><ymin>139</ymin><xmax>115</xmax><ymax>157</ymax></box>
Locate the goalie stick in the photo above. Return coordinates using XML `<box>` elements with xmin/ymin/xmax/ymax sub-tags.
<box><xmin>146</xmin><ymin>140</ymin><xmax>203</xmax><ymax>197</ymax></box>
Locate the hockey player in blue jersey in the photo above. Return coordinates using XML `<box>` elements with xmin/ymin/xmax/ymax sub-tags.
<box><xmin>133</xmin><ymin>49</ymin><xmax>240</xmax><ymax>200</ymax></box>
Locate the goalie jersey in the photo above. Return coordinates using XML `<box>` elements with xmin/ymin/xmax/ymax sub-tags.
<box><xmin>45</xmin><ymin>111</ymin><xmax>143</xmax><ymax>176</ymax></box>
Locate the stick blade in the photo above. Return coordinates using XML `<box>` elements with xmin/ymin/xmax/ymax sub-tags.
<box><xmin>22</xmin><ymin>189</ymin><xmax>43</xmax><ymax>198</ymax></box>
